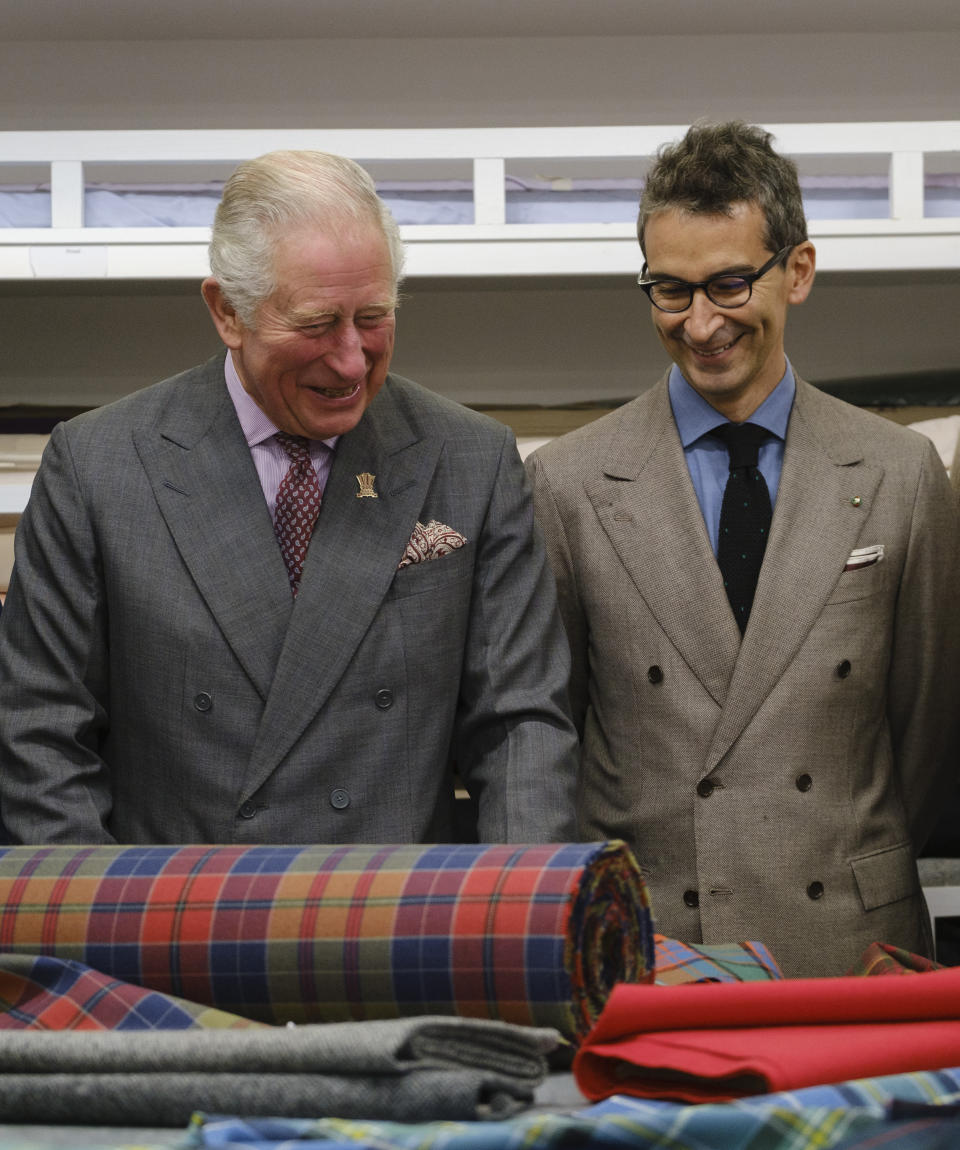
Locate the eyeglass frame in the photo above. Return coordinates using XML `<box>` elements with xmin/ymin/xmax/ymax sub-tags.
<box><xmin>637</xmin><ymin>246</ymin><xmax>794</xmax><ymax>313</ymax></box>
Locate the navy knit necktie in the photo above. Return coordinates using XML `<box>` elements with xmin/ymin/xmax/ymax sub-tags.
<box><xmin>711</xmin><ymin>422</ymin><xmax>772</xmax><ymax>634</ymax></box>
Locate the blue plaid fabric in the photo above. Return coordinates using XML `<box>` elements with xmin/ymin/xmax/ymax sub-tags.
<box><xmin>187</xmin><ymin>1067</ymin><xmax>960</xmax><ymax>1149</ymax></box>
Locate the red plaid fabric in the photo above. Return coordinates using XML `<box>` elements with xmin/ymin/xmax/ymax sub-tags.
<box><xmin>847</xmin><ymin>941</ymin><xmax>945</xmax><ymax>976</ymax></box>
<box><xmin>0</xmin><ymin>842</ymin><xmax>653</xmax><ymax>1042</ymax></box>
<box><xmin>273</xmin><ymin>432</ymin><xmax>323</xmax><ymax>595</ymax></box>
<box><xmin>0</xmin><ymin>953</ymin><xmax>262</xmax><ymax>1030</ymax></box>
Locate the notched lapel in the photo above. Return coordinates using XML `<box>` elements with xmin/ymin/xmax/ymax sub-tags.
<box><xmin>134</xmin><ymin>378</ymin><xmax>293</xmax><ymax>701</ymax></box>
<box><xmin>586</xmin><ymin>389</ymin><xmax>740</xmax><ymax>705</ymax></box>
<box><xmin>244</xmin><ymin>385</ymin><xmax>442</xmax><ymax>788</ymax></box>
<box><xmin>708</xmin><ymin>388</ymin><xmax>883</xmax><ymax>764</ymax></box>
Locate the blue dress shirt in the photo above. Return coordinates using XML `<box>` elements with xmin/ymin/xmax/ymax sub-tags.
<box><xmin>668</xmin><ymin>363</ymin><xmax>795</xmax><ymax>555</ymax></box>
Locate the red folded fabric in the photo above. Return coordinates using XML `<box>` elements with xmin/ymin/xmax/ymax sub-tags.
<box><xmin>573</xmin><ymin>966</ymin><xmax>960</xmax><ymax>1103</ymax></box>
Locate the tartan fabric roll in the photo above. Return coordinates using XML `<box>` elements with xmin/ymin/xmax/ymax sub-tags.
<box><xmin>0</xmin><ymin>841</ymin><xmax>653</xmax><ymax>1041</ymax></box>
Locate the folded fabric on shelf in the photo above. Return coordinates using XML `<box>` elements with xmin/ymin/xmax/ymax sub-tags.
<box><xmin>0</xmin><ymin>841</ymin><xmax>654</xmax><ymax>1042</ymax></box>
<box><xmin>573</xmin><ymin>965</ymin><xmax>960</xmax><ymax>1103</ymax></box>
<box><xmin>0</xmin><ymin>1016</ymin><xmax>557</xmax><ymax>1124</ymax></box>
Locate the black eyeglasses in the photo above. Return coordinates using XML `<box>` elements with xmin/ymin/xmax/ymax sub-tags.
<box><xmin>637</xmin><ymin>246</ymin><xmax>793</xmax><ymax>313</ymax></box>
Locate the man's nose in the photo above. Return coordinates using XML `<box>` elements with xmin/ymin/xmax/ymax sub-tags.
<box><xmin>682</xmin><ymin>288</ymin><xmax>726</xmax><ymax>341</ymax></box>
<box><xmin>325</xmin><ymin>323</ymin><xmax>367</xmax><ymax>378</ymax></box>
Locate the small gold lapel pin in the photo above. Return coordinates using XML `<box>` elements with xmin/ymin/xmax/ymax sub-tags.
<box><xmin>356</xmin><ymin>472</ymin><xmax>378</xmax><ymax>499</ymax></box>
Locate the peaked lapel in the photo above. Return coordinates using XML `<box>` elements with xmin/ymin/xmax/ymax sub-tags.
<box><xmin>133</xmin><ymin>358</ymin><xmax>293</xmax><ymax>701</ymax></box>
<box><xmin>242</xmin><ymin>377</ymin><xmax>443</xmax><ymax>792</ymax></box>
<box><xmin>583</xmin><ymin>380</ymin><xmax>741</xmax><ymax>705</ymax></box>
<box><xmin>706</xmin><ymin>379</ymin><xmax>884</xmax><ymax>766</ymax></box>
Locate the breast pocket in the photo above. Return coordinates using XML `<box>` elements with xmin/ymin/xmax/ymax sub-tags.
<box><xmin>826</xmin><ymin>552</ymin><xmax>889</xmax><ymax>605</ymax></box>
<box><xmin>387</xmin><ymin>540</ymin><xmax>475</xmax><ymax>601</ymax></box>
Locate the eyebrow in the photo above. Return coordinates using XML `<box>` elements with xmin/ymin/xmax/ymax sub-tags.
<box><xmin>647</xmin><ymin>262</ymin><xmax>757</xmax><ymax>281</ymax></box>
<box><xmin>289</xmin><ymin>300</ymin><xmax>396</xmax><ymax>324</ymax></box>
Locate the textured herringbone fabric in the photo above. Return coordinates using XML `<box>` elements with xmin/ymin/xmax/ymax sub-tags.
<box><xmin>0</xmin><ymin>1018</ymin><xmax>556</xmax><ymax>1123</ymax></box>
<box><xmin>712</xmin><ymin>422</ymin><xmax>772</xmax><ymax>633</ymax></box>
<box><xmin>273</xmin><ymin>432</ymin><xmax>323</xmax><ymax>595</ymax></box>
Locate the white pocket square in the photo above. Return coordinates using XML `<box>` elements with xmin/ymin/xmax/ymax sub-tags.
<box><xmin>398</xmin><ymin>520</ymin><xmax>468</xmax><ymax>569</ymax></box>
<box><xmin>844</xmin><ymin>544</ymin><xmax>885</xmax><ymax>572</ymax></box>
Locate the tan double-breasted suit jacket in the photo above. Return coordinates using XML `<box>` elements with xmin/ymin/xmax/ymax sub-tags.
<box><xmin>528</xmin><ymin>374</ymin><xmax>960</xmax><ymax>977</ymax></box>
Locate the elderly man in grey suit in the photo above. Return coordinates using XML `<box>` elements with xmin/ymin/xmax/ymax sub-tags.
<box><xmin>0</xmin><ymin>149</ymin><xmax>578</xmax><ymax>845</ymax></box>
<box><xmin>527</xmin><ymin>122</ymin><xmax>960</xmax><ymax>978</ymax></box>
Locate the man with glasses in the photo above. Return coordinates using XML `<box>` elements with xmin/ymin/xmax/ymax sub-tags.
<box><xmin>527</xmin><ymin>121</ymin><xmax>960</xmax><ymax>977</ymax></box>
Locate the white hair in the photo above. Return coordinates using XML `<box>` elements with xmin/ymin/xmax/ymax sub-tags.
<box><xmin>209</xmin><ymin>149</ymin><xmax>405</xmax><ymax>327</ymax></box>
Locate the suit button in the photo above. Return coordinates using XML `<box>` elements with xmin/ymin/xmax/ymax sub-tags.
<box><xmin>796</xmin><ymin>773</ymin><xmax>813</xmax><ymax>792</ymax></box>
<box><xmin>193</xmin><ymin>692</ymin><xmax>213</xmax><ymax>712</ymax></box>
<box><xmin>807</xmin><ymin>881</ymin><xmax>825</xmax><ymax>900</ymax></box>
<box><xmin>238</xmin><ymin>800</ymin><xmax>257</xmax><ymax>819</ymax></box>
<box><xmin>330</xmin><ymin>788</ymin><xmax>350</xmax><ymax>810</ymax></box>
<box><xmin>375</xmin><ymin>689</ymin><xmax>394</xmax><ymax>710</ymax></box>
<box><xmin>836</xmin><ymin>660</ymin><xmax>852</xmax><ymax>679</ymax></box>
<box><xmin>696</xmin><ymin>778</ymin><xmax>715</xmax><ymax>798</ymax></box>
<box><xmin>647</xmin><ymin>665</ymin><xmax>664</xmax><ymax>684</ymax></box>
<box><xmin>683</xmin><ymin>889</ymin><xmax>699</xmax><ymax>908</ymax></box>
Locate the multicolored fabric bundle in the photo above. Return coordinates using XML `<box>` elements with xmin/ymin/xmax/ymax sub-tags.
<box><xmin>0</xmin><ymin>841</ymin><xmax>654</xmax><ymax>1041</ymax></box>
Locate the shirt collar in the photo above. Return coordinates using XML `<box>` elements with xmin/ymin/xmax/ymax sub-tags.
<box><xmin>223</xmin><ymin>350</ymin><xmax>339</xmax><ymax>450</ymax></box>
<box><xmin>668</xmin><ymin>361</ymin><xmax>796</xmax><ymax>447</ymax></box>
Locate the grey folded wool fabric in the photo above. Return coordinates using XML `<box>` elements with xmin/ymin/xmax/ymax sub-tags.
<box><xmin>0</xmin><ymin>1068</ymin><xmax>533</xmax><ymax>1125</ymax></box>
<box><xmin>0</xmin><ymin>1016</ymin><xmax>560</xmax><ymax>1126</ymax></box>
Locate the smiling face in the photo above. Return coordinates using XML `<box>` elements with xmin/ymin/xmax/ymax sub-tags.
<box><xmin>643</xmin><ymin>202</ymin><xmax>815</xmax><ymax>422</ymax></box>
<box><xmin>202</xmin><ymin>225</ymin><xmax>397</xmax><ymax>440</ymax></box>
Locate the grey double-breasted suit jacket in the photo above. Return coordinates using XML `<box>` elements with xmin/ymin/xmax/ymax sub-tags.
<box><xmin>0</xmin><ymin>357</ymin><xmax>578</xmax><ymax>845</ymax></box>
<box><xmin>527</xmin><ymin>374</ymin><xmax>960</xmax><ymax>977</ymax></box>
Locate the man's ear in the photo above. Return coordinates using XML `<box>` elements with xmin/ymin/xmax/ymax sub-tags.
<box><xmin>201</xmin><ymin>278</ymin><xmax>244</xmax><ymax>349</ymax></box>
<box><xmin>786</xmin><ymin>241</ymin><xmax>816</xmax><ymax>305</ymax></box>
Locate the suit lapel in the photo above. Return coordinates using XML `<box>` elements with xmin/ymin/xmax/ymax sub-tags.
<box><xmin>243</xmin><ymin>379</ymin><xmax>442</xmax><ymax>789</ymax></box>
<box><xmin>134</xmin><ymin>359</ymin><xmax>293</xmax><ymax>701</ymax></box>
<box><xmin>584</xmin><ymin>382</ymin><xmax>741</xmax><ymax>705</ymax></box>
<box><xmin>706</xmin><ymin>379</ymin><xmax>884</xmax><ymax>765</ymax></box>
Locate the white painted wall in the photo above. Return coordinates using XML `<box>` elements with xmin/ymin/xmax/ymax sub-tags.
<box><xmin>0</xmin><ymin>31</ymin><xmax>958</xmax><ymax>410</ymax></box>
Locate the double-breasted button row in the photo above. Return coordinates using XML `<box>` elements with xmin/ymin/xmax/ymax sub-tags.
<box><xmin>239</xmin><ymin>789</ymin><xmax>352</xmax><ymax>818</ymax></box>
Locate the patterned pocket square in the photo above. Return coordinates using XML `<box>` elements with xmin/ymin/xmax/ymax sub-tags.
<box><xmin>398</xmin><ymin>520</ymin><xmax>468</xmax><ymax>569</ymax></box>
<box><xmin>844</xmin><ymin>543</ymin><xmax>885</xmax><ymax>571</ymax></box>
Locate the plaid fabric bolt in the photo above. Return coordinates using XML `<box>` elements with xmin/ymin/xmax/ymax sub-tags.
<box><xmin>0</xmin><ymin>841</ymin><xmax>653</xmax><ymax>1042</ymax></box>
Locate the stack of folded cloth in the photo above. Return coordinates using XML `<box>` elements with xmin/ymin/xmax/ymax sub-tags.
<box><xmin>574</xmin><ymin>964</ymin><xmax>960</xmax><ymax>1102</ymax></box>
<box><xmin>0</xmin><ymin>1016</ymin><xmax>559</xmax><ymax>1124</ymax></box>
